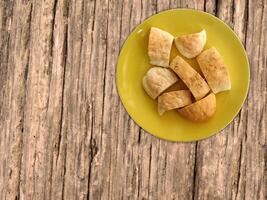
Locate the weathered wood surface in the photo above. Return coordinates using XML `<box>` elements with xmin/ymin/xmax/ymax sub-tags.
<box><xmin>0</xmin><ymin>0</ymin><xmax>266</xmax><ymax>199</ymax></box>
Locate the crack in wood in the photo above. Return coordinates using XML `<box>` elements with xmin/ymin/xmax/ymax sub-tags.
<box><xmin>148</xmin><ymin>144</ymin><xmax>152</xmax><ymax>197</ymax></box>
<box><xmin>56</xmin><ymin>0</ymin><xmax>69</xmax><ymax>166</ymax></box>
<box><xmin>140</xmin><ymin>0</ymin><xmax>143</xmax><ymax>21</ymax></box>
<box><xmin>91</xmin><ymin>0</ymin><xmax>97</xmax><ymax>31</ymax></box>
<box><xmin>45</xmin><ymin>0</ymin><xmax>59</xmax><ymax>115</ymax></box>
<box><xmin>234</xmin><ymin>137</ymin><xmax>244</xmax><ymax>200</ymax></box>
<box><xmin>129</xmin><ymin>2</ymin><xmax>133</xmax><ymax>31</ymax></box>
<box><xmin>137</xmin><ymin>128</ymin><xmax>142</xmax><ymax>144</ymax></box>
<box><xmin>118</xmin><ymin>0</ymin><xmax>124</xmax><ymax>48</ymax></box>
<box><xmin>215</xmin><ymin>0</ymin><xmax>219</xmax><ymax>16</ymax></box>
<box><xmin>61</xmin><ymin>139</ymin><xmax>67</xmax><ymax>200</ymax></box>
<box><xmin>97</xmin><ymin>0</ymin><xmax>110</xmax><ymax>153</ymax></box>
<box><xmin>243</xmin><ymin>0</ymin><xmax>249</xmax><ymax>47</ymax></box>
<box><xmin>265</xmin><ymin>145</ymin><xmax>267</xmax><ymax>200</ymax></box>
<box><xmin>192</xmin><ymin>142</ymin><xmax>198</xmax><ymax>200</ymax></box>
<box><xmin>137</xmin><ymin>157</ymin><xmax>141</xmax><ymax>199</ymax></box>
<box><xmin>231</xmin><ymin>0</ymin><xmax>235</xmax><ymax>26</ymax></box>
<box><xmin>87</xmin><ymin>102</ymin><xmax>98</xmax><ymax>200</ymax></box>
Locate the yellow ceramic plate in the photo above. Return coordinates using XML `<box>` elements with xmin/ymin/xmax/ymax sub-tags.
<box><xmin>116</xmin><ymin>9</ymin><xmax>250</xmax><ymax>142</ymax></box>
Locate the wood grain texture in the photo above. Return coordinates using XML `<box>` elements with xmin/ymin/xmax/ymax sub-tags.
<box><xmin>0</xmin><ymin>0</ymin><xmax>266</xmax><ymax>200</ymax></box>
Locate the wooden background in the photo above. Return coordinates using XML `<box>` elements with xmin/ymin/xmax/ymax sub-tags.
<box><xmin>0</xmin><ymin>0</ymin><xmax>266</xmax><ymax>199</ymax></box>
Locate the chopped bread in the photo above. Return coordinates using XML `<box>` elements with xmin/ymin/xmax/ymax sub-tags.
<box><xmin>148</xmin><ymin>27</ymin><xmax>174</xmax><ymax>67</ymax></box>
<box><xmin>158</xmin><ymin>90</ymin><xmax>192</xmax><ymax>115</ymax></box>
<box><xmin>197</xmin><ymin>47</ymin><xmax>231</xmax><ymax>93</ymax></box>
<box><xmin>170</xmin><ymin>55</ymin><xmax>210</xmax><ymax>100</ymax></box>
<box><xmin>175</xmin><ymin>30</ymin><xmax>206</xmax><ymax>58</ymax></box>
<box><xmin>142</xmin><ymin>67</ymin><xmax>178</xmax><ymax>99</ymax></box>
<box><xmin>178</xmin><ymin>93</ymin><xmax>216</xmax><ymax>122</ymax></box>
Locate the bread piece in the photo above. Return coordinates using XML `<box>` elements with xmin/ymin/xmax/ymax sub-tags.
<box><xmin>142</xmin><ymin>67</ymin><xmax>178</xmax><ymax>99</ymax></box>
<box><xmin>148</xmin><ymin>27</ymin><xmax>174</xmax><ymax>67</ymax></box>
<box><xmin>170</xmin><ymin>55</ymin><xmax>210</xmax><ymax>100</ymax></box>
<box><xmin>197</xmin><ymin>47</ymin><xmax>231</xmax><ymax>94</ymax></box>
<box><xmin>158</xmin><ymin>90</ymin><xmax>192</xmax><ymax>115</ymax></box>
<box><xmin>175</xmin><ymin>30</ymin><xmax>206</xmax><ymax>58</ymax></box>
<box><xmin>178</xmin><ymin>93</ymin><xmax>216</xmax><ymax>122</ymax></box>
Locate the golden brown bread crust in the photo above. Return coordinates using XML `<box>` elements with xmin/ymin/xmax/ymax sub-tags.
<box><xmin>169</xmin><ymin>55</ymin><xmax>210</xmax><ymax>100</ymax></box>
<box><xmin>178</xmin><ymin>93</ymin><xmax>216</xmax><ymax>122</ymax></box>
<box><xmin>197</xmin><ymin>47</ymin><xmax>231</xmax><ymax>94</ymax></box>
<box><xmin>148</xmin><ymin>27</ymin><xmax>174</xmax><ymax>67</ymax></box>
<box><xmin>142</xmin><ymin>67</ymin><xmax>178</xmax><ymax>99</ymax></box>
<box><xmin>158</xmin><ymin>90</ymin><xmax>192</xmax><ymax>115</ymax></box>
<box><xmin>175</xmin><ymin>30</ymin><xmax>206</xmax><ymax>58</ymax></box>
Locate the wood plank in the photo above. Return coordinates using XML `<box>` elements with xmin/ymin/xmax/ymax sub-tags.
<box><xmin>0</xmin><ymin>1</ymin><xmax>31</xmax><ymax>199</ymax></box>
<box><xmin>0</xmin><ymin>0</ymin><xmax>265</xmax><ymax>199</ymax></box>
<box><xmin>195</xmin><ymin>0</ymin><xmax>266</xmax><ymax>199</ymax></box>
<box><xmin>47</xmin><ymin>0</ymin><xmax>69</xmax><ymax>199</ymax></box>
<box><xmin>242</xmin><ymin>0</ymin><xmax>266</xmax><ymax>199</ymax></box>
<box><xmin>18</xmin><ymin>1</ymin><xmax>57</xmax><ymax>199</ymax></box>
<box><xmin>194</xmin><ymin>0</ymin><xmax>247</xmax><ymax>199</ymax></box>
<box><xmin>0</xmin><ymin>1</ymin><xmax>14</xmax><ymax>198</ymax></box>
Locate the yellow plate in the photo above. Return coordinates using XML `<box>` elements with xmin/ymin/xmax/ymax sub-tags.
<box><xmin>116</xmin><ymin>9</ymin><xmax>250</xmax><ymax>142</ymax></box>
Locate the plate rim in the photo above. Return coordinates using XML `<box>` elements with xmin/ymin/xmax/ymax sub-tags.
<box><xmin>116</xmin><ymin>8</ymin><xmax>250</xmax><ymax>142</ymax></box>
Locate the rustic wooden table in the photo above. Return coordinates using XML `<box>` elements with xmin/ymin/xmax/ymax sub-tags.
<box><xmin>0</xmin><ymin>0</ymin><xmax>266</xmax><ymax>199</ymax></box>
